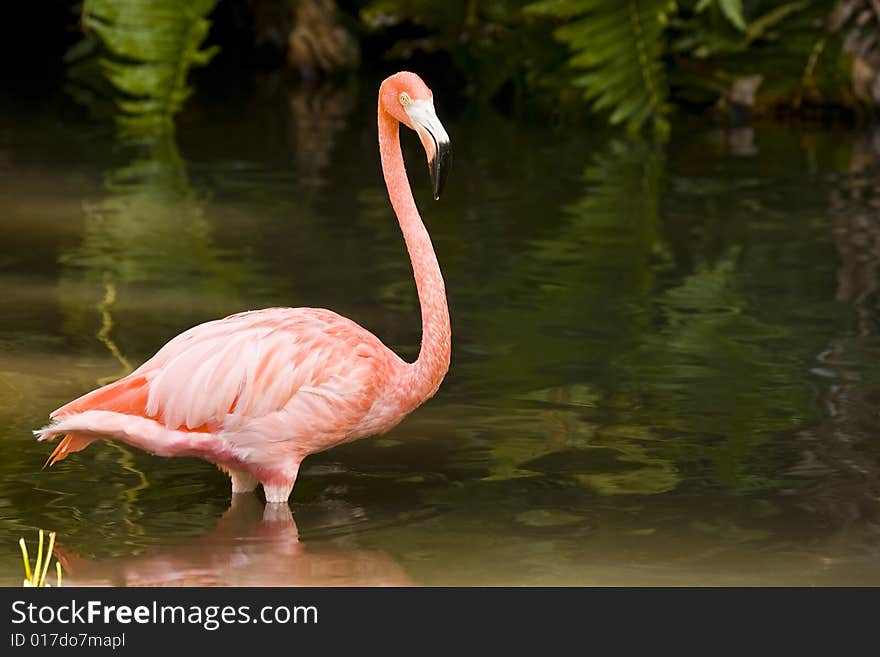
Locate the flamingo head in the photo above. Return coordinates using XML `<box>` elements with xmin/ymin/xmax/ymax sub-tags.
<box><xmin>380</xmin><ymin>71</ymin><xmax>452</xmax><ymax>200</ymax></box>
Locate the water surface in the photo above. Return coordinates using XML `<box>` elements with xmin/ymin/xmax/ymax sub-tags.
<box><xmin>2</xmin><ymin>81</ymin><xmax>880</xmax><ymax>585</ymax></box>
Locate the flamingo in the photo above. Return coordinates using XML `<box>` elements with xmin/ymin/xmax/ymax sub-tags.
<box><xmin>34</xmin><ymin>71</ymin><xmax>452</xmax><ymax>504</ymax></box>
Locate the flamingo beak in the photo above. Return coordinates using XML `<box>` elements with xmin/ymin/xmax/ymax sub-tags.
<box><xmin>405</xmin><ymin>99</ymin><xmax>452</xmax><ymax>200</ymax></box>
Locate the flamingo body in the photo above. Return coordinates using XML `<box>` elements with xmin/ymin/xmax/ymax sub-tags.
<box><xmin>35</xmin><ymin>72</ymin><xmax>452</xmax><ymax>503</ymax></box>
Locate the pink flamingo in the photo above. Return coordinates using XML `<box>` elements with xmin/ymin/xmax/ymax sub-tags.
<box><xmin>35</xmin><ymin>72</ymin><xmax>452</xmax><ymax>504</ymax></box>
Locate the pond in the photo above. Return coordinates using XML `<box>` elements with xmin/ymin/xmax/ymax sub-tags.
<box><xmin>2</xmin><ymin>75</ymin><xmax>880</xmax><ymax>585</ymax></box>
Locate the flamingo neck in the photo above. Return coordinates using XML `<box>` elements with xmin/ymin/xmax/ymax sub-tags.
<box><xmin>378</xmin><ymin>107</ymin><xmax>451</xmax><ymax>405</ymax></box>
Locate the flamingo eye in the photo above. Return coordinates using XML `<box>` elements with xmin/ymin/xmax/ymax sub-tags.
<box><xmin>399</xmin><ymin>92</ymin><xmax>412</xmax><ymax>107</ymax></box>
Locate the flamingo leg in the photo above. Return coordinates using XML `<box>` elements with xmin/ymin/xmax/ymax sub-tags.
<box><xmin>229</xmin><ymin>468</ymin><xmax>258</xmax><ymax>494</ymax></box>
<box><xmin>262</xmin><ymin>463</ymin><xmax>300</xmax><ymax>504</ymax></box>
<box><xmin>263</xmin><ymin>482</ymin><xmax>296</xmax><ymax>504</ymax></box>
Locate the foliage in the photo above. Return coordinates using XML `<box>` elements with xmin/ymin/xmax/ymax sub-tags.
<box><xmin>20</xmin><ymin>530</ymin><xmax>62</xmax><ymax>587</ymax></box>
<box><xmin>53</xmin><ymin>0</ymin><xmax>880</xmax><ymax>135</ymax></box>
<box><xmin>670</xmin><ymin>0</ymin><xmax>803</xmax><ymax>59</ymax></box>
<box><xmin>522</xmin><ymin>0</ymin><xmax>854</xmax><ymax>132</ymax></box>
<box><xmin>526</xmin><ymin>0</ymin><xmax>676</xmax><ymax>137</ymax></box>
<box><xmin>358</xmin><ymin>0</ymin><xmax>875</xmax><ymax>133</ymax></box>
<box><xmin>360</xmin><ymin>0</ymin><xmax>564</xmax><ymax>102</ymax></box>
<box><xmin>65</xmin><ymin>0</ymin><xmax>218</xmax><ymax>136</ymax></box>
<box><xmin>668</xmin><ymin>1</ymin><xmax>853</xmax><ymax>111</ymax></box>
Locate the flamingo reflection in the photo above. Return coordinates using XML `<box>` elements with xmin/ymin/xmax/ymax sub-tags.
<box><xmin>55</xmin><ymin>495</ymin><xmax>411</xmax><ymax>587</ymax></box>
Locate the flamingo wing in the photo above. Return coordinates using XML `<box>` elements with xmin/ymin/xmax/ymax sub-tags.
<box><xmin>42</xmin><ymin>308</ymin><xmax>389</xmax><ymax>459</ymax></box>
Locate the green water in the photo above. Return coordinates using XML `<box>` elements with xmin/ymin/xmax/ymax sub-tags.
<box><xmin>2</xmin><ymin>81</ymin><xmax>880</xmax><ymax>585</ymax></box>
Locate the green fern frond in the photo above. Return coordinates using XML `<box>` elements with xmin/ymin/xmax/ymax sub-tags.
<box><xmin>66</xmin><ymin>0</ymin><xmax>218</xmax><ymax>135</ymax></box>
<box><xmin>528</xmin><ymin>0</ymin><xmax>675</xmax><ymax>136</ymax></box>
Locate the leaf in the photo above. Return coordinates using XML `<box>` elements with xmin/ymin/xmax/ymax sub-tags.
<box><xmin>526</xmin><ymin>0</ymin><xmax>674</xmax><ymax>136</ymax></box>
<box><xmin>718</xmin><ymin>0</ymin><xmax>746</xmax><ymax>31</ymax></box>
<box><xmin>66</xmin><ymin>0</ymin><xmax>219</xmax><ymax>137</ymax></box>
<box><xmin>746</xmin><ymin>2</ymin><xmax>807</xmax><ymax>42</ymax></box>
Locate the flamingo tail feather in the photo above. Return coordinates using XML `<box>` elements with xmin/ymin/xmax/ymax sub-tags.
<box><xmin>41</xmin><ymin>433</ymin><xmax>95</xmax><ymax>468</ymax></box>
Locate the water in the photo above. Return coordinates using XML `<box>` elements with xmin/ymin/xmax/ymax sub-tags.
<box><xmin>2</xmin><ymin>79</ymin><xmax>880</xmax><ymax>585</ymax></box>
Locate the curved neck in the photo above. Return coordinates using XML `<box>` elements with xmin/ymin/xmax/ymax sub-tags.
<box><xmin>378</xmin><ymin>105</ymin><xmax>450</xmax><ymax>403</ymax></box>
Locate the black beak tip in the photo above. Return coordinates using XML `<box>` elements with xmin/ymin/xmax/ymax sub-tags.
<box><xmin>430</xmin><ymin>141</ymin><xmax>452</xmax><ymax>201</ymax></box>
